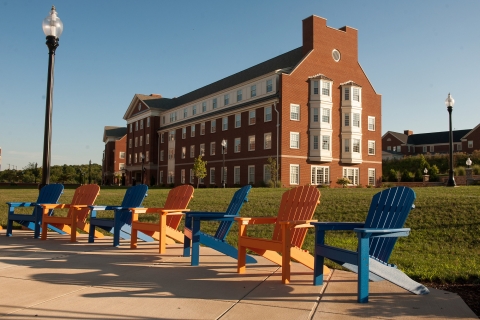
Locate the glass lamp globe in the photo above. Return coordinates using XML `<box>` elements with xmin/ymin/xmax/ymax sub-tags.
<box><xmin>42</xmin><ymin>6</ymin><xmax>63</xmax><ymax>38</ymax></box>
<box><xmin>445</xmin><ymin>93</ymin><xmax>455</xmax><ymax>108</ymax></box>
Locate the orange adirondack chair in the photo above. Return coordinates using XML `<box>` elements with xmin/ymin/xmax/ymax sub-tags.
<box><xmin>236</xmin><ymin>185</ymin><xmax>329</xmax><ymax>284</ymax></box>
<box><xmin>130</xmin><ymin>185</ymin><xmax>194</xmax><ymax>253</ymax></box>
<box><xmin>40</xmin><ymin>184</ymin><xmax>102</xmax><ymax>242</ymax></box>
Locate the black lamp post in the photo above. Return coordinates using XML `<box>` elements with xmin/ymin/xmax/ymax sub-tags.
<box><xmin>141</xmin><ymin>154</ymin><xmax>145</xmax><ymax>185</ymax></box>
<box><xmin>221</xmin><ymin>139</ymin><xmax>226</xmax><ymax>188</ymax></box>
<box><xmin>40</xmin><ymin>6</ymin><xmax>63</xmax><ymax>190</ymax></box>
<box><xmin>88</xmin><ymin>160</ymin><xmax>92</xmax><ymax>184</ymax></box>
<box><xmin>445</xmin><ymin>93</ymin><xmax>456</xmax><ymax>187</ymax></box>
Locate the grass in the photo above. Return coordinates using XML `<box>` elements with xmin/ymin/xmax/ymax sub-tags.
<box><xmin>1</xmin><ymin>185</ymin><xmax>479</xmax><ymax>285</ymax></box>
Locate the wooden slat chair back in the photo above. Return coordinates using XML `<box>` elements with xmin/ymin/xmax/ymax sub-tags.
<box><xmin>164</xmin><ymin>185</ymin><xmax>196</xmax><ymax>231</ymax></box>
<box><xmin>6</xmin><ymin>184</ymin><xmax>64</xmax><ymax>238</ymax></box>
<box><xmin>214</xmin><ymin>186</ymin><xmax>252</xmax><ymax>240</ymax></box>
<box><xmin>40</xmin><ymin>184</ymin><xmax>100</xmax><ymax>242</ymax></box>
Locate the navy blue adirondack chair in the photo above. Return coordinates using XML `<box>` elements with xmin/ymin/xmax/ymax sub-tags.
<box><xmin>311</xmin><ymin>186</ymin><xmax>429</xmax><ymax>303</ymax></box>
<box><xmin>183</xmin><ymin>185</ymin><xmax>257</xmax><ymax>266</ymax></box>
<box><xmin>88</xmin><ymin>184</ymin><xmax>153</xmax><ymax>247</ymax></box>
<box><xmin>6</xmin><ymin>184</ymin><xmax>65</xmax><ymax>238</ymax></box>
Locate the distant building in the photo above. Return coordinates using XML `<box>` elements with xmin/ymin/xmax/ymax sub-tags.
<box><xmin>0</xmin><ymin>147</ymin><xmax>2</xmax><ymax>171</ymax></box>
<box><xmin>102</xmin><ymin>126</ymin><xmax>127</xmax><ymax>185</ymax></box>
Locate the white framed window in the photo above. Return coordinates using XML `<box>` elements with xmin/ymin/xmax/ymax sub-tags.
<box><xmin>200</xmin><ymin>143</ymin><xmax>205</xmax><ymax>156</ymax></box>
<box><xmin>182</xmin><ymin>127</ymin><xmax>186</xmax><ymax>139</ymax></box>
<box><xmin>146</xmin><ymin>151</ymin><xmax>149</xmax><ymax>162</ymax></box>
<box><xmin>343</xmin><ymin>167</ymin><xmax>359</xmax><ymax>185</ymax></box>
<box><xmin>129</xmin><ymin>139</ymin><xmax>132</xmax><ymax>148</ymax></box>
<box><xmin>368</xmin><ymin>169</ymin><xmax>376</xmax><ymax>186</ymax></box>
<box><xmin>353</xmin><ymin>113</ymin><xmax>360</xmax><ymax>127</ymax></box>
<box><xmin>119</xmin><ymin>152</ymin><xmax>125</xmax><ymax>159</ymax></box>
<box><xmin>250</xmin><ymin>85</ymin><xmax>257</xmax><ymax>97</ymax></box>
<box><xmin>311</xmin><ymin>166</ymin><xmax>329</xmax><ymax>185</ymax></box>
<box><xmin>313</xmin><ymin>80</ymin><xmax>319</xmax><ymax>94</ymax></box>
<box><xmin>119</xmin><ymin>162</ymin><xmax>125</xmax><ymax>171</ymax></box>
<box><xmin>169</xmin><ymin>130</ymin><xmax>175</xmax><ymax>141</ymax></box>
<box><xmin>191</xmin><ymin>125</ymin><xmax>196</xmax><ymax>137</ymax></box>
<box><xmin>212</xmin><ymin>98</ymin><xmax>217</xmax><ymax>109</ymax></box>
<box><xmin>290</xmin><ymin>165</ymin><xmax>299</xmax><ymax>185</ymax></box>
<box><xmin>160</xmin><ymin>133</ymin><xmax>164</xmax><ymax>143</ymax></box>
<box><xmin>344</xmin><ymin>139</ymin><xmax>350</xmax><ymax>152</ymax></box>
<box><xmin>135</xmin><ymin>137</ymin><xmax>138</xmax><ymax>147</ymax></box>
<box><xmin>368</xmin><ymin>116</ymin><xmax>375</xmax><ymax>131</ymax></box>
<box><xmin>169</xmin><ymin>112</ymin><xmax>177</xmax><ymax>122</ymax></box>
<box><xmin>162</xmin><ymin>116</ymin><xmax>165</xmax><ymax>125</ymax></box>
<box><xmin>387</xmin><ymin>146</ymin><xmax>391</xmax><ymax>151</ymax></box>
<box><xmin>430</xmin><ymin>145</ymin><xmax>434</xmax><ymax>152</ymax></box>
<box><xmin>190</xmin><ymin>145</ymin><xmax>195</xmax><ymax>158</ymax></box>
<box><xmin>457</xmin><ymin>143</ymin><xmax>462</xmax><ymax>151</ymax></box>
<box><xmin>181</xmin><ymin>147</ymin><xmax>186</xmax><ymax>159</ymax></box>
<box><xmin>249</xmin><ymin>110</ymin><xmax>256</xmax><ymax>125</ymax></box>
<box><xmin>135</xmin><ymin>153</ymin><xmax>138</xmax><ymax>163</ymax></box>
<box><xmin>140</xmin><ymin>120</ymin><xmax>143</xmax><ymax>129</ymax></box>
<box><xmin>147</xmin><ymin>117</ymin><xmax>150</xmax><ymax>127</ymax></box>
<box><xmin>368</xmin><ymin>141</ymin><xmax>376</xmax><ymax>155</ymax></box>
<box><xmin>248</xmin><ymin>165</ymin><xmax>255</xmax><ymax>184</ymax></box>
<box><xmin>210</xmin><ymin>142</ymin><xmax>216</xmax><ymax>155</ymax></box>
<box><xmin>129</xmin><ymin>123</ymin><xmax>132</xmax><ymax>133</ymax></box>
<box><xmin>146</xmin><ymin>134</ymin><xmax>150</xmax><ymax>145</ymax></box>
<box><xmin>290</xmin><ymin>132</ymin><xmax>299</xmax><ymax>149</ymax></box>
<box><xmin>407</xmin><ymin>146</ymin><xmax>410</xmax><ymax>152</ymax></box>
<box><xmin>235</xmin><ymin>114</ymin><xmax>241</xmax><ymax>128</ymax></box>
<box><xmin>168</xmin><ymin>171</ymin><xmax>174</xmax><ymax>184</ymax></box>
<box><xmin>184</xmin><ymin>108</ymin><xmax>188</xmax><ymax>118</ymax></box>
<box><xmin>224</xmin><ymin>94</ymin><xmax>229</xmax><ymax>106</ymax></box>
<box><xmin>266</xmin><ymin>79</ymin><xmax>273</xmax><ymax>92</ymax></box>
<box><xmin>353</xmin><ymin>139</ymin><xmax>360</xmax><ymax>153</ymax></box>
<box><xmin>211</xmin><ymin>120</ymin><xmax>216</xmax><ymax>133</ymax></box>
<box><xmin>322</xmin><ymin>108</ymin><xmax>330</xmax><ymax>123</ymax></box>
<box><xmin>200</xmin><ymin>122</ymin><xmax>205</xmax><ymax>135</ymax></box>
<box><xmin>265</xmin><ymin>106</ymin><xmax>272</xmax><ymax>122</ymax></box>
<box><xmin>234</xmin><ymin>166</ymin><xmax>241</xmax><ymax>185</ymax></box>
<box><xmin>202</xmin><ymin>102</ymin><xmax>207</xmax><ymax>112</ymax></box>
<box><xmin>344</xmin><ymin>114</ymin><xmax>350</xmax><ymax>126</ymax></box>
<box><xmin>181</xmin><ymin>169</ymin><xmax>185</xmax><ymax>184</ymax></box>
<box><xmin>222</xmin><ymin>117</ymin><xmax>228</xmax><ymax>131</ymax></box>
<box><xmin>190</xmin><ymin>169</ymin><xmax>194</xmax><ymax>184</ymax></box>
<box><xmin>192</xmin><ymin>105</ymin><xmax>197</xmax><ymax>115</ymax></box>
<box><xmin>248</xmin><ymin>135</ymin><xmax>255</xmax><ymax>151</ymax></box>
<box><xmin>160</xmin><ymin>150</ymin><xmax>164</xmax><ymax>161</ymax></box>
<box><xmin>140</xmin><ymin>136</ymin><xmax>143</xmax><ymax>146</ymax></box>
<box><xmin>264</xmin><ymin>133</ymin><xmax>272</xmax><ymax>149</ymax></box>
<box><xmin>160</xmin><ymin>171</ymin><xmax>163</xmax><ymax>184</ymax></box>
<box><xmin>313</xmin><ymin>108</ymin><xmax>319</xmax><ymax>122</ymax></box>
<box><xmin>322</xmin><ymin>135</ymin><xmax>330</xmax><ymax>150</ymax></box>
<box><xmin>322</xmin><ymin>82</ymin><xmax>330</xmax><ymax>96</ymax></box>
<box><xmin>234</xmin><ymin>138</ymin><xmax>241</xmax><ymax>153</ymax></box>
<box><xmin>353</xmin><ymin>88</ymin><xmax>360</xmax><ymax>102</ymax></box>
<box><xmin>423</xmin><ymin>146</ymin><xmax>427</xmax><ymax>152</ymax></box>
<box><xmin>168</xmin><ymin>148</ymin><xmax>174</xmax><ymax>159</ymax></box>
<box><xmin>128</xmin><ymin>154</ymin><xmax>131</xmax><ymax>164</ymax></box>
<box><xmin>237</xmin><ymin>89</ymin><xmax>242</xmax><ymax>102</ymax></box>
<box><xmin>290</xmin><ymin>104</ymin><xmax>300</xmax><ymax>121</ymax></box>
<box><xmin>263</xmin><ymin>164</ymin><xmax>271</xmax><ymax>183</ymax></box>
<box><xmin>210</xmin><ymin>168</ymin><xmax>216</xmax><ymax>184</ymax></box>
<box><xmin>344</xmin><ymin>87</ymin><xmax>350</xmax><ymax>100</ymax></box>
<box><xmin>135</xmin><ymin>122</ymin><xmax>138</xmax><ymax>131</ymax></box>
<box><xmin>313</xmin><ymin>135</ymin><xmax>319</xmax><ymax>150</ymax></box>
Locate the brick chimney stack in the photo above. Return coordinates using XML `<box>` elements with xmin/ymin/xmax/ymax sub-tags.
<box><xmin>404</xmin><ymin>130</ymin><xmax>413</xmax><ymax>136</ymax></box>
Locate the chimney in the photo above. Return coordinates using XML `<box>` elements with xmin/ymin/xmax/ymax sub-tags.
<box><xmin>150</xmin><ymin>94</ymin><xmax>162</xmax><ymax>98</ymax></box>
<box><xmin>404</xmin><ymin>130</ymin><xmax>413</xmax><ymax>136</ymax></box>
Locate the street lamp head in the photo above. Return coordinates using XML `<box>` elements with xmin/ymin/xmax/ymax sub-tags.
<box><xmin>445</xmin><ymin>93</ymin><xmax>455</xmax><ymax>108</ymax></box>
<box><xmin>466</xmin><ymin>157</ymin><xmax>472</xmax><ymax>168</ymax></box>
<box><xmin>424</xmin><ymin>167</ymin><xmax>428</xmax><ymax>174</ymax></box>
<box><xmin>42</xmin><ymin>6</ymin><xmax>63</xmax><ymax>38</ymax></box>
<box><xmin>221</xmin><ymin>139</ymin><xmax>227</xmax><ymax>147</ymax></box>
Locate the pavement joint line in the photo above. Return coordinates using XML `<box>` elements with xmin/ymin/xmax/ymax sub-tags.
<box><xmin>215</xmin><ymin>266</ymin><xmax>281</xmax><ymax>320</ymax></box>
<box><xmin>307</xmin><ymin>268</ymin><xmax>334</xmax><ymax>320</ymax></box>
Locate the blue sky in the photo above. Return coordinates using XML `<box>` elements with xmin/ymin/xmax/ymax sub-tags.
<box><xmin>1</xmin><ymin>0</ymin><xmax>479</xmax><ymax>170</ymax></box>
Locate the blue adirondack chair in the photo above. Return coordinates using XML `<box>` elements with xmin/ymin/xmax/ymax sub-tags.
<box><xmin>6</xmin><ymin>184</ymin><xmax>65</xmax><ymax>238</ymax></box>
<box><xmin>183</xmin><ymin>185</ymin><xmax>257</xmax><ymax>266</ymax></box>
<box><xmin>88</xmin><ymin>184</ymin><xmax>153</xmax><ymax>247</ymax></box>
<box><xmin>311</xmin><ymin>186</ymin><xmax>429</xmax><ymax>303</ymax></box>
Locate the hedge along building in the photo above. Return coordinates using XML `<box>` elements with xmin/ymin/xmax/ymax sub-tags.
<box><xmin>122</xmin><ymin>15</ymin><xmax>382</xmax><ymax>188</ymax></box>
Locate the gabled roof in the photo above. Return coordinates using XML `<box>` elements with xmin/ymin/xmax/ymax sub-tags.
<box><xmin>308</xmin><ymin>74</ymin><xmax>333</xmax><ymax>81</ymax></box>
<box><xmin>103</xmin><ymin>126</ymin><xmax>127</xmax><ymax>142</ymax></box>
<box><xmin>406</xmin><ymin>129</ymin><xmax>471</xmax><ymax>145</ymax></box>
<box><xmin>461</xmin><ymin>123</ymin><xmax>480</xmax><ymax>139</ymax></box>
<box><xmin>383</xmin><ymin>131</ymin><xmax>408</xmax><ymax>144</ymax></box>
<box><xmin>340</xmin><ymin>80</ymin><xmax>362</xmax><ymax>87</ymax></box>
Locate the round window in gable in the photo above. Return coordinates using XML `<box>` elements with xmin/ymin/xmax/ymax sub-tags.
<box><xmin>332</xmin><ymin>49</ymin><xmax>341</xmax><ymax>62</ymax></box>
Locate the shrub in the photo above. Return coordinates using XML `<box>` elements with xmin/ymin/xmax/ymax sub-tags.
<box><xmin>336</xmin><ymin>177</ymin><xmax>351</xmax><ymax>188</ymax></box>
<box><xmin>456</xmin><ymin>166</ymin><xmax>466</xmax><ymax>176</ymax></box>
<box><xmin>472</xmin><ymin>164</ymin><xmax>480</xmax><ymax>175</ymax></box>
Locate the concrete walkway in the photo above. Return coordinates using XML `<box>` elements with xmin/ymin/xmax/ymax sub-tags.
<box><xmin>0</xmin><ymin>231</ymin><xmax>477</xmax><ymax>319</ymax></box>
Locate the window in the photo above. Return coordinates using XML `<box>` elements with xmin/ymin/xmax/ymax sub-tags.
<box><xmin>119</xmin><ymin>163</ymin><xmax>125</xmax><ymax>171</ymax></box>
<box><xmin>468</xmin><ymin>140</ymin><xmax>473</xmax><ymax>148</ymax></box>
<box><xmin>353</xmin><ymin>139</ymin><xmax>360</xmax><ymax>153</ymax></box>
<box><xmin>344</xmin><ymin>139</ymin><xmax>350</xmax><ymax>152</ymax></box>
<box><xmin>168</xmin><ymin>171</ymin><xmax>174</xmax><ymax>184</ymax></box>
<box><xmin>265</xmin><ymin>106</ymin><xmax>272</xmax><ymax>122</ymax></box>
<box><xmin>129</xmin><ymin>154</ymin><xmax>132</xmax><ymax>164</ymax></box>
<box><xmin>344</xmin><ymin>88</ymin><xmax>350</xmax><ymax>100</ymax></box>
<box><xmin>313</xmin><ymin>80</ymin><xmax>319</xmax><ymax>94</ymax></box>
<box><xmin>212</xmin><ymin>98</ymin><xmax>217</xmax><ymax>109</ymax></box>
<box><xmin>248</xmin><ymin>135</ymin><xmax>255</xmax><ymax>151</ymax></box>
<box><xmin>211</xmin><ymin>120</ymin><xmax>216</xmax><ymax>133</ymax></box>
<box><xmin>423</xmin><ymin>146</ymin><xmax>427</xmax><ymax>152</ymax></box>
<box><xmin>353</xmin><ymin>88</ymin><xmax>360</xmax><ymax>102</ymax></box>
<box><xmin>387</xmin><ymin>146</ymin><xmax>391</xmax><ymax>151</ymax></box>
<box><xmin>147</xmin><ymin>117</ymin><xmax>150</xmax><ymax>127</ymax></box>
<box><xmin>129</xmin><ymin>123</ymin><xmax>132</xmax><ymax>133</ymax></box>
<box><xmin>368</xmin><ymin>141</ymin><xmax>375</xmax><ymax>155</ymax></box>
<box><xmin>343</xmin><ymin>167</ymin><xmax>359</xmax><ymax>185</ymax></box>
<box><xmin>162</xmin><ymin>116</ymin><xmax>165</xmax><ymax>125</ymax></box>
<box><xmin>264</xmin><ymin>133</ymin><xmax>272</xmax><ymax>149</ymax></box>
<box><xmin>169</xmin><ymin>130</ymin><xmax>175</xmax><ymax>141</ymax></box>
<box><xmin>119</xmin><ymin>152</ymin><xmax>125</xmax><ymax>159</ymax></box>
<box><xmin>191</xmin><ymin>125</ymin><xmax>195</xmax><ymax>137</ymax></box>
<box><xmin>146</xmin><ymin>151</ymin><xmax>149</xmax><ymax>162</ymax></box>
<box><xmin>368</xmin><ymin>117</ymin><xmax>375</xmax><ymax>131</ymax></box>
<box><xmin>140</xmin><ymin>120</ymin><xmax>143</xmax><ymax>129</ymax></box>
<box><xmin>322</xmin><ymin>82</ymin><xmax>330</xmax><ymax>96</ymax></box>
<box><xmin>250</xmin><ymin>85</ymin><xmax>256</xmax><ymax>97</ymax></box>
<box><xmin>181</xmin><ymin>169</ymin><xmax>185</xmax><ymax>184</ymax></box>
<box><xmin>135</xmin><ymin>122</ymin><xmax>138</xmax><ymax>131</ymax></box>
<box><xmin>313</xmin><ymin>108</ymin><xmax>319</xmax><ymax>122</ymax></box>
<box><xmin>160</xmin><ymin>150</ymin><xmax>164</xmax><ymax>161</ymax></box>
<box><xmin>393</xmin><ymin>146</ymin><xmax>397</xmax><ymax>152</ymax></box>
<box><xmin>290</xmin><ymin>104</ymin><xmax>300</xmax><ymax>120</ymax></box>
<box><xmin>140</xmin><ymin>136</ymin><xmax>143</xmax><ymax>146</ymax></box>
<box><xmin>237</xmin><ymin>89</ymin><xmax>242</xmax><ymax>102</ymax></box>
<box><xmin>353</xmin><ymin>113</ymin><xmax>360</xmax><ymax>127</ymax></box>
<box><xmin>184</xmin><ymin>108</ymin><xmax>188</xmax><ymax>118</ymax></box>
<box><xmin>135</xmin><ymin>153</ymin><xmax>138</xmax><ymax>163</ymax></box>
<box><xmin>129</xmin><ymin>139</ymin><xmax>132</xmax><ymax>148</ymax></box>
<box><xmin>160</xmin><ymin>171</ymin><xmax>163</xmax><ymax>184</ymax></box>
<box><xmin>135</xmin><ymin>137</ymin><xmax>138</xmax><ymax>147</ymax></box>
<box><xmin>235</xmin><ymin>114</ymin><xmax>241</xmax><ymax>128</ymax></box>
<box><xmin>248</xmin><ymin>166</ymin><xmax>255</xmax><ymax>184</ymax></box>
<box><xmin>202</xmin><ymin>102</ymin><xmax>207</xmax><ymax>112</ymax></box>
<box><xmin>249</xmin><ymin>110</ymin><xmax>256</xmax><ymax>125</ymax></box>
<box><xmin>322</xmin><ymin>135</ymin><xmax>330</xmax><ymax>150</ymax></box>
<box><xmin>181</xmin><ymin>147</ymin><xmax>186</xmax><ymax>159</ymax></box>
<box><xmin>192</xmin><ymin>105</ymin><xmax>197</xmax><ymax>115</ymax></box>
<box><xmin>322</xmin><ymin>108</ymin><xmax>330</xmax><ymax>123</ymax></box>
<box><xmin>190</xmin><ymin>145</ymin><xmax>195</xmax><ymax>158</ymax></box>
<box><xmin>160</xmin><ymin>133</ymin><xmax>164</xmax><ymax>143</ymax></box>
<box><xmin>200</xmin><ymin>122</ymin><xmax>205</xmax><ymax>135</ymax></box>
<box><xmin>266</xmin><ymin>79</ymin><xmax>273</xmax><ymax>92</ymax></box>
<box><xmin>210</xmin><ymin>168</ymin><xmax>215</xmax><ymax>184</ymax></box>
<box><xmin>290</xmin><ymin>132</ymin><xmax>299</xmax><ymax>149</ymax></box>
<box><xmin>290</xmin><ymin>165</ymin><xmax>299</xmax><ymax>185</ymax></box>
<box><xmin>264</xmin><ymin>164</ymin><xmax>271</xmax><ymax>183</ymax></box>
<box><xmin>429</xmin><ymin>145</ymin><xmax>434</xmax><ymax>152</ymax></box>
<box><xmin>368</xmin><ymin>169</ymin><xmax>376</xmax><ymax>186</ymax></box>
<box><xmin>168</xmin><ymin>149</ymin><xmax>174</xmax><ymax>159</ymax></box>
<box><xmin>234</xmin><ymin>167</ymin><xmax>241</xmax><ymax>185</ymax></box>
<box><xmin>313</xmin><ymin>135</ymin><xmax>319</xmax><ymax>150</ymax></box>
<box><xmin>146</xmin><ymin>134</ymin><xmax>150</xmax><ymax>145</ymax></box>
<box><xmin>344</xmin><ymin>114</ymin><xmax>350</xmax><ymax>126</ymax></box>
<box><xmin>190</xmin><ymin>169</ymin><xmax>194</xmax><ymax>184</ymax></box>
<box><xmin>457</xmin><ymin>143</ymin><xmax>462</xmax><ymax>151</ymax></box>
<box><xmin>170</xmin><ymin>112</ymin><xmax>177</xmax><ymax>122</ymax></box>
<box><xmin>234</xmin><ymin>138</ymin><xmax>241</xmax><ymax>153</ymax></box>
<box><xmin>210</xmin><ymin>142</ymin><xmax>216</xmax><ymax>155</ymax></box>
<box><xmin>311</xmin><ymin>166</ymin><xmax>329</xmax><ymax>185</ymax></box>
<box><xmin>224</xmin><ymin>94</ymin><xmax>229</xmax><ymax>106</ymax></box>
<box><xmin>407</xmin><ymin>145</ymin><xmax>410</xmax><ymax>152</ymax></box>
<box><xmin>222</xmin><ymin>117</ymin><xmax>228</xmax><ymax>131</ymax></box>
<box><xmin>182</xmin><ymin>127</ymin><xmax>186</xmax><ymax>139</ymax></box>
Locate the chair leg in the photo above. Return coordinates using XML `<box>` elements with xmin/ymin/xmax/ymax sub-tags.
<box><xmin>281</xmin><ymin>225</ymin><xmax>291</xmax><ymax>284</ymax></box>
<box><xmin>130</xmin><ymin>227</ymin><xmax>138</xmax><ymax>249</ymax></box>
<box><xmin>41</xmin><ymin>220</ymin><xmax>48</xmax><ymax>240</ymax></box>
<box><xmin>358</xmin><ymin>235</ymin><xmax>370</xmax><ymax>303</ymax></box>
<box><xmin>159</xmin><ymin>213</ymin><xmax>167</xmax><ymax>254</ymax></box>
<box><xmin>237</xmin><ymin>223</ymin><xmax>247</xmax><ymax>273</ymax></box>
<box><xmin>191</xmin><ymin>218</ymin><xmax>200</xmax><ymax>266</ymax></box>
<box><xmin>88</xmin><ymin>221</ymin><xmax>96</xmax><ymax>243</ymax></box>
<box><xmin>6</xmin><ymin>218</ymin><xmax>13</xmax><ymax>237</ymax></box>
<box><xmin>71</xmin><ymin>214</ymin><xmax>77</xmax><ymax>243</ymax></box>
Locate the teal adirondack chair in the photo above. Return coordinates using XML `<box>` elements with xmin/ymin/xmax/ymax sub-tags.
<box><xmin>183</xmin><ymin>185</ymin><xmax>257</xmax><ymax>266</ymax></box>
<box><xmin>311</xmin><ymin>186</ymin><xmax>429</xmax><ymax>303</ymax></box>
<box><xmin>88</xmin><ymin>184</ymin><xmax>152</xmax><ymax>247</ymax></box>
<box><xmin>6</xmin><ymin>184</ymin><xmax>65</xmax><ymax>238</ymax></box>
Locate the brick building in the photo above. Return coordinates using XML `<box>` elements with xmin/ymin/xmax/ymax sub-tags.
<box><xmin>123</xmin><ymin>15</ymin><xmax>382</xmax><ymax>188</ymax></box>
<box><xmin>102</xmin><ymin>126</ymin><xmax>127</xmax><ymax>185</ymax></box>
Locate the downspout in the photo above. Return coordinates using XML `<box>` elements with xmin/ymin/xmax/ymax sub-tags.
<box><xmin>157</xmin><ymin>131</ymin><xmax>160</xmax><ymax>186</ymax></box>
<box><xmin>274</xmin><ymin>101</ymin><xmax>279</xmax><ymax>188</ymax></box>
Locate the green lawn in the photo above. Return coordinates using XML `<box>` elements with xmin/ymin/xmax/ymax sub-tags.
<box><xmin>1</xmin><ymin>186</ymin><xmax>479</xmax><ymax>285</ymax></box>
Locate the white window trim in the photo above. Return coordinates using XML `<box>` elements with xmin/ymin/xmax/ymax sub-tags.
<box><xmin>290</xmin><ymin>164</ymin><xmax>300</xmax><ymax>185</ymax></box>
<box><xmin>290</xmin><ymin>104</ymin><xmax>300</xmax><ymax>121</ymax></box>
<box><xmin>290</xmin><ymin>132</ymin><xmax>300</xmax><ymax>149</ymax></box>
<box><xmin>368</xmin><ymin>116</ymin><xmax>376</xmax><ymax>131</ymax></box>
<box><xmin>368</xmin><ymin>140</ymin><xmax>376</xmax><ymax>155</ymax></box>
<box><xmin>311</xmin><ymin>166</ymin><xmax>329</xmax><ymax>185</ymax></box>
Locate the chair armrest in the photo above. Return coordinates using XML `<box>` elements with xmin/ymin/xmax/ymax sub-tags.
<box><xmin>310</xmin><ymin>222</ymin><xmax>365</xmax><ymax>230</ymax></box>
<box><xmin>354</xmin><ymin>227</ymin><xmax>410</xmax><ymax>238</ymax></box>
<box><xmin>188</xmin><ymin>213</ymin><xmax>237</xmax><ymax>220</ymax></box>
<box><xmin>130</xmin><ymin>207</ymin><xmax>189</xmax><ymax>214</ymax></box>
<box><xmin>7</xmin><ymin>202</ymin><xmax>37</xmax><ymax>208</ymax></box>
<box><xmin>235</xmin><ymin>217</ymin><xmax>278</xmax><ymax>225</ymax></box>
<box><xmin>89</xmin><ymin>205</ymin><xmax>122</xmax><ymax>211</ymax></box>
<box><xmin>279</xmin><ymin>219</ymin><xmax>317</xmax><ymax>226</ymax></box>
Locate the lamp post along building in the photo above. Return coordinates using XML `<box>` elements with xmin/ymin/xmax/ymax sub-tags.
<box><xmin>123</xmin><ymin>15</ymin><xmax>382</xmax><ymax>188</ymax></box>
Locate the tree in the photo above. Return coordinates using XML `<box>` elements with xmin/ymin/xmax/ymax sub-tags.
<box><xmin>336</xmin><ymin>177</ymin><xmax>351</xmax><ymax>188</ymax></box>
<box><xmin>192</xmin><ymin>155</ymin><xmax>207</xmax><ymax>188</ymax></box>
<box><xmin>267</xmin><ymin>157</ymin><xmax>279</xmax><ymax>188</ymax></box>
